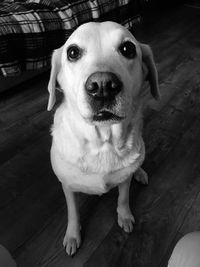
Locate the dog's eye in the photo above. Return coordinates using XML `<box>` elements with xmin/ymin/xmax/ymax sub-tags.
<box><xmin>67</xmin><ymin>45</ymin><xmax>82</xmax><ymax>62</ymax></box>
<box><xmin>119</xmin><ymin>41</ymin><xmax>136</xmax><ymax>59</ymax></box>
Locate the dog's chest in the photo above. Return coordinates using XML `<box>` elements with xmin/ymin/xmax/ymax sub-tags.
<box><xmin>81</xmin><ymin>140</ymin><xmax>121</xmax><ymax>173</ymax></box>
<box><xmin>52</xmin><ymin>109</ymin><xmax>142</xmax><ymax>175</ymax></box>
<box><xmin>52</xmin><ymin>114</ymin><xmax>144</xmax><ymax>193</ymax></box>
<box><xmin>76</xmin><ymin>126</ymin><xmax>141</xmax><ymax>174</ymax></box>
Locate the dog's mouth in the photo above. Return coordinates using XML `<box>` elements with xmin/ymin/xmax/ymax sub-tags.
<box><xmin>93</xmin><ymin>111</ymin><xmax>124</xmax><ymax>122</ymax></box>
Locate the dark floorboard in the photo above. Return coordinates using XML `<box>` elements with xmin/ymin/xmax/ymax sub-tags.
<box><xmin>0</xmin><ymin>4</ymin><xmax>200</xmax><ymax>267</ymax></box>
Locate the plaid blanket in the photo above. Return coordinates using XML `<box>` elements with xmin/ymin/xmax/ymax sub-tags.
<box><xmin>0</xmin><ymin>0</ymin><xmax>142</xmax><ymax>76</ymax></box>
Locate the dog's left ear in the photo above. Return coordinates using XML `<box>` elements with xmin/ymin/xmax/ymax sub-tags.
<box><xmin>140</xmin><ymin>43</ymin><xmax>161</xmax><ymax>100</ymax></box>
<box><xmin>47</xmin><ymin>46</ymin><xmax>63</xmax><ymax>111</ymax></box>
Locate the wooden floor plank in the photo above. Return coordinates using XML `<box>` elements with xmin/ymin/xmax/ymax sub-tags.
<box><xmin>0</xmin><ymin>136</ymin><xmax>65</xmax><ymax>251</ymax></box>
<box><xmin>143</xmin><ymin>72</ymin><xmax>200</xmax><ymax>174</ymax></box>
<box><xmin>0</xmin><ymin>72</ymin><xmax>62</xmax><ymax>165</ymax></box>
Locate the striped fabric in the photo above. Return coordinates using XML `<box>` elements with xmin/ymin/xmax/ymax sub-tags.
<box><xmin>0</xmin><ymin>0</ymin><xmax>142</xmax><ymax>76</ymax></box>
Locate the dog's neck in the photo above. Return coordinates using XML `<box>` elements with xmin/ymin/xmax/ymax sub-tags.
<box><xmin>53</xmin><ymin>100</ymin><xmax>142</xmax><ymax>147</ymax></box>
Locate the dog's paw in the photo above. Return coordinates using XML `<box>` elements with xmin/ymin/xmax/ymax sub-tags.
<box><xmin>134</xmin><ymin>168</ymin><xmax>148</xmax><ymax>185</ymax></box>
<box><xmin>63</xmin><ymin>224</ymin><xmax>81</xmax><ymax>256</ymax></box>
<box><xmin>117</xmin><ymin>206</ymin><xmax>135</xmax><ymax>233</ymax></box>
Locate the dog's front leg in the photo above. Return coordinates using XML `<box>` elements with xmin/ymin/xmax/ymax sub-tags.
<box><xmin>117</xmin><ymin>176</ymin><xmax>135</xmax><ymax>233</ymax></box>
<box><xmin>62</xmin><ymin>185</ymin><xmax>81</xmax><ymax>256</ymax></box>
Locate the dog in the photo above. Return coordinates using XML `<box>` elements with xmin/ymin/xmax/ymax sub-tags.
<box><xmin>47</xmin><ymin>21</ymin><xmax>160</xmax><ymax>256</ymax></box>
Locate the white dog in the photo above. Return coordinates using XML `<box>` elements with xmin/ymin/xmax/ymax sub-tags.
<box><xmin>47</xmin><ymin>21</ymin><xmax>160</xmax><ymax>256</ymax></box>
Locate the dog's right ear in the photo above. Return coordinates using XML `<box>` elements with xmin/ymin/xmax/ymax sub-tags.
<box><xmin>47</xmin><ymin>46</ymin><xmax>63</xmax><ymax>111</ymax></box>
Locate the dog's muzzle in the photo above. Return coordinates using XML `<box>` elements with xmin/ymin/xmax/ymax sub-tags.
<box><xmin>85</xmin><ymin>72</ymin><xmax>124</xmax><ymax>122</ymax></box>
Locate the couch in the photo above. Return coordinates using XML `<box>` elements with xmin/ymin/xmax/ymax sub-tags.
<box><xmin>0</xmin><ymin>0</ymin><xmax>143</xmax><ymax>78</ymax></box>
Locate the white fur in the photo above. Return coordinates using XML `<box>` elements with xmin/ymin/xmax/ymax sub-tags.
<box><xmin>47</xmin><ymin>21</ymin><xmax>159</xmax><ymax>255</ymax></box>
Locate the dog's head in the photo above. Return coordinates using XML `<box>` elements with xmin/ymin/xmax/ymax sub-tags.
<box><xmin>47</xmin><ymin>22</ymin><xmax>160</xmax><ymax>125</ymax></box>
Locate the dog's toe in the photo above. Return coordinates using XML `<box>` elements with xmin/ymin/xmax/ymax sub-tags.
<box><xmin>134</xmin><ymin>168</ymin><xmax>148</xmax><ymax>185</ymax></box>
<box><xmin>117</xmin><ymin>206</ymin><xmax>135</xmax><ymax>233</ymax></box>
<box><xmin>63</xmin><ymin>225</ymin><xmax>81</xmax><ymax>256</ymax></box>
<box><xmin>118</xmin><ymin>217</ymin><xmax>135</xmax><ymax>232</ymax></box>
<box><xmin>65</xmin><ymin>237</ymin><xmax>80</xmax><ymax>256</ymax></box>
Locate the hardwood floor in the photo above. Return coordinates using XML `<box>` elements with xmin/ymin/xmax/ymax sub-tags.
<box><xmin>0</xmin><ymin>4</ymin><xmax>200</xmax><ymax>267</ymax></box>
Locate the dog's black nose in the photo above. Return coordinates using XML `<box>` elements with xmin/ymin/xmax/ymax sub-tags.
<box><xmin>85</xmin><ymin>72</ymin><xmax>122</xmax><ymax>99</ymax></box>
